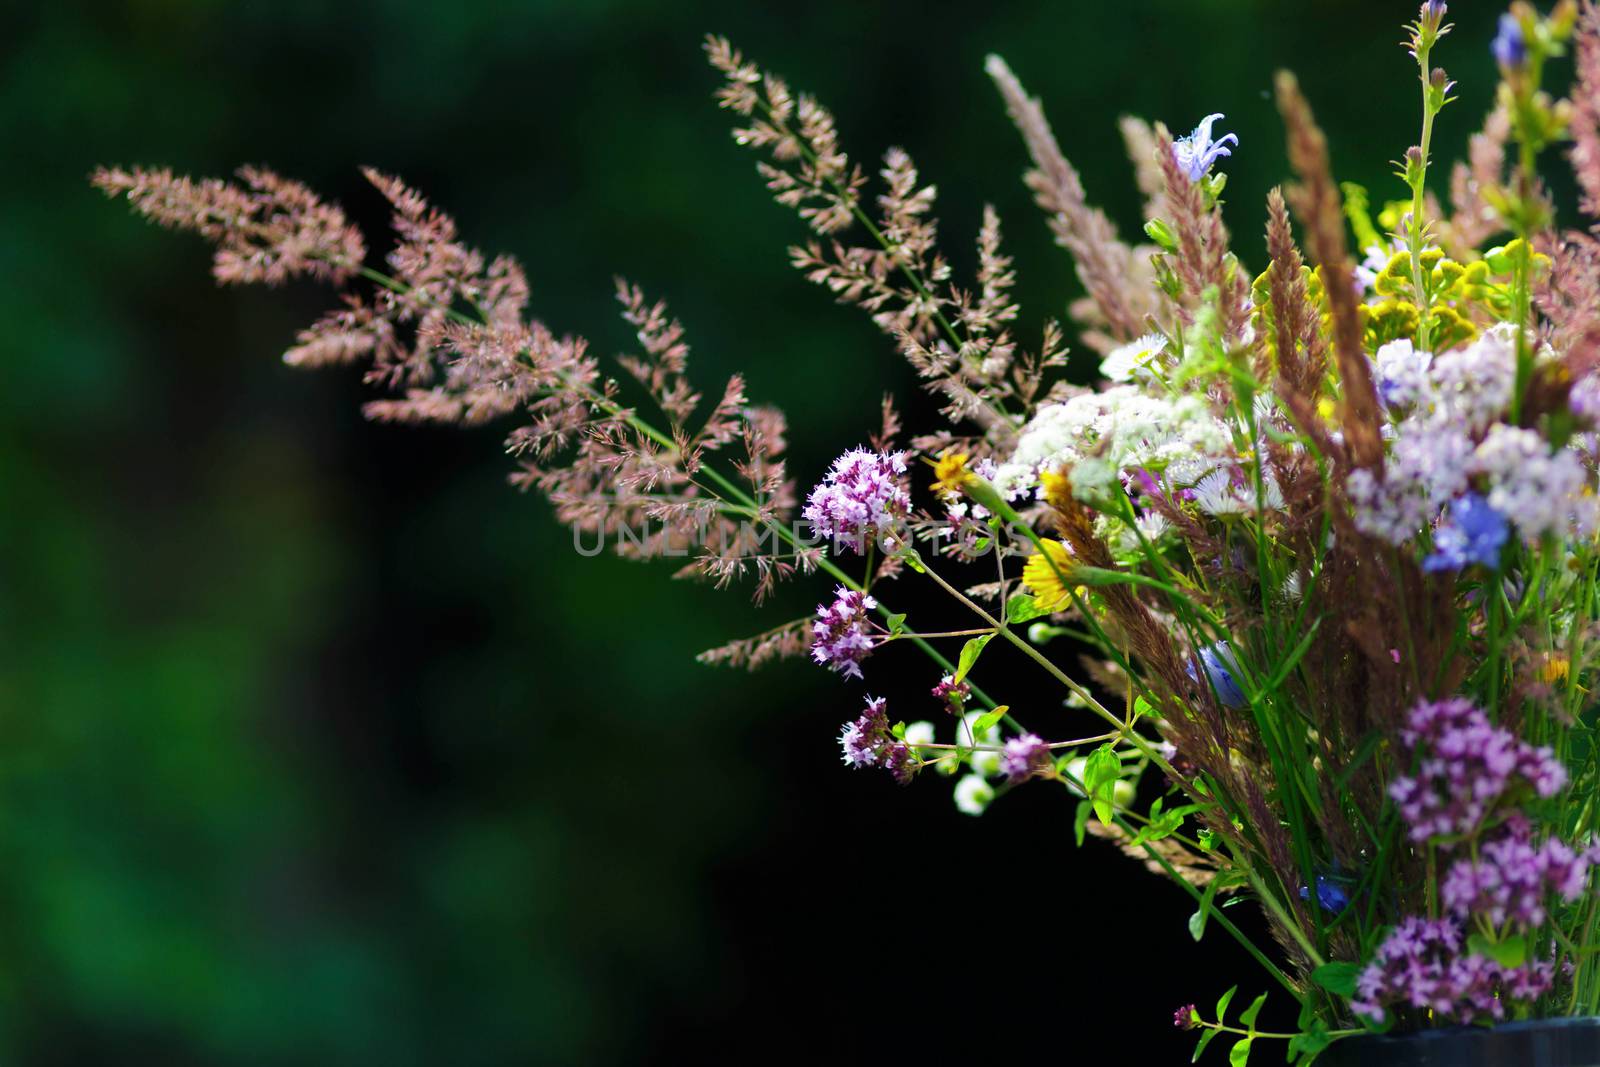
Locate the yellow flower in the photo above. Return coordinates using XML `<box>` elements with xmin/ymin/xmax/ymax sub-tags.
<box><xmin>1541</xmin><ymin>657</ymin><xmax>1571</xmax><ymax>686</ymax></box>
<box><xmin>1040</xmin><ymin>468</ymin><xmax>1073</xmax><ymax>511</ymax></box>
<box><xmin>931</xmin><ymin>451</ymin><xmax>972</xmax><ymax>498</ymax></box>
<box><xmin>1022</xmin><ymin>540</ymin><xmax>1076</xmax><ymax>611</ymax></box>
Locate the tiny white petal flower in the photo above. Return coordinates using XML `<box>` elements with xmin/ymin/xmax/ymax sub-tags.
<box><xmin>953</xmin><ymin>774</ymin><xmax>995</xmax><ymax>816</ymax></box>
<box><xmin>904</xmin><ymin>720</ymin><xmax>937</xmax><ymax>755</ymax></box>
<box><xmin>1099</xmin><ymin>333</ymin><xmax>1167</xmax><ymax>383</ymax></box>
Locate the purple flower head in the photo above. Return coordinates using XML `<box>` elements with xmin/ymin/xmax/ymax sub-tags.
<box><xmin>1388</xmin><ymin>698</ymin><xmax>1569</xmax><ymax>843</ymax></box>
<box><xmin>1351</xmin><ymin>915</ymin><xmax>1553</xmax><ymax>1025</ymax></box>
<box><xmin>1172</xmin><ymin>114</ymin><xmax>1238</xmax><ymax>182</ymax></box>
<box><xmin>811</xmin><ymin>586</ymin><xmax>879</xmax><ymax>680</ymax></box>
<box><xmin>1000</xmin><ymin>733</ymin><xmax>1049</xmax><ymax>783</ymax></box>
<box><xmin>1441</xmin><ymin>828</ymin><xmax>1593</xmax><ymax>929</ymax></box>
<box><xmin>838</xmin><ymin>696</ymin><xmax>915</xmax><ymax>782</ymax></box>
<box><xmin>1423</xmin><ymin>493</ymin><xmax>1508</xmax><ymax>572</ymax></box>
<box><xmin>931</xmin><ymin>674</ymin><xmax>971</xmax><ymax>712</ymax></box>
<box><xmin>1492</xmin><ymin>13</ymin><xmax>1527</xmax><ymax>69</ymax></box>
<box><xmin>803</xmin><ymin>448</ymin><xmax>910</xmax><ymax>555</ymax></box>
<box><xmin>1173</xmin><ymin>1004</ymin><xmax>1198</xmax><ymax>1030</ymax></box>
<box><xmin>1188</xmin><ymin>641</ymin><xmax>1248</xmax><ymax>709</ymax></box>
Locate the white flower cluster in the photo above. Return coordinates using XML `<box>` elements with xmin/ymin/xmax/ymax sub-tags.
<box><xmin>1351</xmin><ymin>326</ymin><xmax>1599</xmax><ymax>546</ymax></box>
<box><xmin>992</xmin><ymin>386</ymin><xmax>1233</xmax><ymax>505</ymax></box>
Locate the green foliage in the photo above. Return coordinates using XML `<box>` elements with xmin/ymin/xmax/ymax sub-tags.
<box><xmin>953</xmin><ymin>633</ymin><xmax>995</xmax><ymax>685</ymax></box>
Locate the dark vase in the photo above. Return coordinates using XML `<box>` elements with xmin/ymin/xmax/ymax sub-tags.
<box><xmin>1319</xmin><ymin>1018</ymin><xmax>1600</xmax><ymax>1066</ymax></box>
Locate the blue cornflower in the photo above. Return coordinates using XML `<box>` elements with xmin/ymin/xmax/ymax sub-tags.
<box><xmin>1299</xmin><ymin>874</ymin><xmax>1351</xmax><ymax>914</ymax></box>
<box><xmin>1423</xmin><ymin>493</ymin><xmax>1509</xmax><ymax>572</ymax></box>
<box><xmin>1172</xmin><ymin>114</ymin><xmax>1238</xmax><ymax>182</ymax></box>
<box><xmin>1492</xmin><ymin>14</ymin><xmax>1527</xmax><ymax>69</ymax></box>
<box><xmin>1189</xmin><ymin>642</ymin><xmax>1248</xmax><ymax>709</ymax></box>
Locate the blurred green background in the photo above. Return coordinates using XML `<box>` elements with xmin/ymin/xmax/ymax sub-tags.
<box><xmin>1</xmin><ymin>1</ymin><xmax>1521</xmax><ymax>1062</ymax></box>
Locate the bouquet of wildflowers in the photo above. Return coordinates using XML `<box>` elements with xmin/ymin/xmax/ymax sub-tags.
<box><xmin>95</xmin><ymin>1</ymin><xmax>1600</xmax><ymax>1060</ymax></box>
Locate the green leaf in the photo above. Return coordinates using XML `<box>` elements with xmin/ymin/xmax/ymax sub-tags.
<box><xmin>890</xmin><ymin>722</ymin><xmax>907</xmax><ymax>740</ymax></box>
<box><xmin>1073</xmin><ymin>801</ymin><xmax>1092</xmax><ymax>847</ymax></box>
<box><xmin>1214</xmin><ymin>985</ymin><xmax>1237</xmax><ymax>1023</ymax></box>
<box><xmin>885</xmin><ymin>612</ymin><xmax>907</xmax><ymax>635</ymax></box>
<box><xmin>1238</xmin><ymin>992</ymin><xmax>1267</xmax><ymax>1029</ymax></box>
<box><xmin>1228</xmin><ymin>1037</ymin><xmax>1253</xmax><ymax>1067</ymax></box>
<box><xmin>1287</xmin><ymin>1024</ymin><xmax>1333</xmax><ymax>1063</ymax></box>
<box><xmin>970</xmin><ymin>705</ymin><xmax>1009</xmax><ymax>736</ymax></box>
<box><xmin>1467</xmin><ymin>932</ymin><xmax>1527</xmax><ymax>968</ymax></box>
<box><xmin>1192</xmin><ymin>1028</ymin><xmax>1219</xmax><ymax>1063</ymax></box>
<box><xmin>903</xmin><ymin>553</ymin><xmax>927</xmax><ymax>574</ymax></box>
<box><xmin>1190</xmin><ymin>878</ymin><xmax>1223</xmax><ymax>942</ymax></box>
<box><xmin>1310</xmin><ymin>962</ymin><xmax>1361</xmax><ymax>998</ymax></box>
<box><xmin>952</xmin><ymin>633</ymin><xmax>994</xmax><ymax>685</ymax></box>
<box><xmin>1261</xmin><ymin>618</ymin><xmax>1321</xmax><ymax>693</ymax></box>
<box><xmin>1005</xmin><ymin>593</ymin><xmax>1053</xmax><ymax>624</ymax></box>
<box><xmin>1083</xmin><ymin>744</ymin><xmax>1121</xmax><ymax>824</ymax></box>
<box><xmin>1132</xmin><ymin>695</ymin><xmax>1157</xmax><ymax>720</ymax></box>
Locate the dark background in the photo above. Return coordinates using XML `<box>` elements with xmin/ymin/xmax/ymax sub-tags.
<box><xmin>1</xmin><ymin>1</ymin><xmax>1518</xmax><ymax>1063</ymax></box>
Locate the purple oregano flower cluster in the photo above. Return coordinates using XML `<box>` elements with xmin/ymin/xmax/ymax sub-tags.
<box><xmin>1352</xmin><ymin>698</ymin><xmax>1595</xmax><ymax>1024</ymax></box>
<box><xmin>838</xmin><ymin>696</ymin><xmax>913</xmax><ymax>783</ymax></box>
<box><xmin>801</xmin><ymin>448</ymin><xmax>910</xmax><ymax>554</ymax></box>
<box><xmin>811</xmin><ymin>585</ymin><xmax>879</xmax><ymax>679</ymax></box>
<box><xmin>1387</xmin><ymin>697</ymin><xmax>1567</xmax><ymax>842</ymax></box>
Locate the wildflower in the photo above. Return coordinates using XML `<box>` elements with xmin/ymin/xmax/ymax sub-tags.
<box><xmin>1388</xmin><ymin>698</ymin><xmax>1568</xmax><ymax>842</ymax></box>
<box><xmin>1492</xmin><ymin>13</ymin><xmax>1528</xmax><ymax>69</ymax></box>
<box><xmin>1351</xmin><ymin>915</ymin><xmax>1552</xmax><ymax>1024</ymax></box>
<box><xmin>811</xmin><ymin>586</ymin><xmax>880</xmax><ymax>679</ymax></box>
<box><xmin>1570</xmin><ymin>374</ymin><xmax>1600</xmax><ymax>424</ymax></box>
<box><xmin>1038</xmin><ymin>468</ymin><xmax>1076</xmax><ymax>516</ymax></box>
<box><xmin>1189</xmin><ymin>468</ymin><xmax>1283</xmax><ymax>517</ymax></box>
<box><xmin>803</xmin><ymin>448</ymin><xmax>911</xmax><ymax>554</ymax></box>
<box><xmin>994</xmin><ymin>388</ymin><xmax>1232</xmax><ymax>505</ymax></box>
<box><xmin>1021</xmin><ymin>540</ymin><xmax>1075</xmax><ymax>611</ymax></box>
<box><xmin>1474</xmin><ymin>426</ymin><xmax>1598</xmax><ymax>544</ymax></box>
<box><xmin>1441</xmin><ymin>824</ymin><xmax>1593</xmax><ymax>928</ymax></box>
<box><xmin>1172</xmin><ymin>113</ymin><xmax>1238</xmax><ymax>182</ymax></box>
<box><xmin>904</xmin><ymin>720</ymin><xmax>937</xmax><ymax>758</ymax></box>
<box><xmin>953</xmin><ymin>774</ymin><xmax>995</xmax><ymax>816</ymax></box>
<box><xmin>931</xmin><ymin>674</ymin><xmax>971</xmax><ymax>712</ymax></box>
<box><xmin>1173</xmin><ymin>1005</ymin><xmax>1199</xmax><ymax>1030</ymax></box>
<box><xmin>838</xmin><ymin>696</ymin><xmax>915</xmax><ymax>782</ymax></box>
<box><xmin>930</xmin><ymin>451</ymin><xmax>973</xmax><ymax>500</ymax></box>
<box><xmin>1299</xmin><ymin>874</ymin><xmax>1351</xmax><ymax>914</ymax></box>
<box><xmin>839</xmin><ymin>715</ymin><xmax>878</xmax><ymax>769</ymax></box>
<box><xmin>1541</xmin><ymin>656</ymin><xmax>1571</xmax><ymax>686</ymax></box>
<box><xmin>1423</xmin><ymin>493</ymin><xmax>1508</xmax><ymax>572</ymax></box>
<box><xmin>1373</xmin><ymin>337</ymin><xmax>1432</xmax><ymax>409</ymax></box>
<box><xmin>1190</xmin><ymin>642</ymin><xmax>1248</xmax><ymax>709</ymax></box>
<box><xmin>1432</xmin><ymin>325</ymin><xmax>1518</xmax><ymax>430</ymax></box>
<box><xmin>1000</xmin><ymin>733</ymin><xmax>1049</xmax><ymax>782</ymax></box>
<box><xmin>1099</xmin><ymin>333</ymin><xmax>1167</xmax><ymax>382</ymax></box>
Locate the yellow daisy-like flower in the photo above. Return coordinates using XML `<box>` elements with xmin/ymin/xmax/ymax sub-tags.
<box><xmin>1541</xmin><ymin>656</ymin><xmax>1571</xmax><ymax>686</ymax></box>
<box><xmin>1039</xmin><ymin>468</ymin><xmax>1073</xmax><ymax>512</ymax></box>
<box><xmin>931</xmin><ymin>451</ymin><xmax>972</xmax><ymax>499</ymax></box>
<box><xmin>1022</xmin><ymin>540</ymin><xmax>1076</xmax><ymax>611</ymax></box>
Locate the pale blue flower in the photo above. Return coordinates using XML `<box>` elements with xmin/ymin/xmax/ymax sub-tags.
<box><xmin>1424</xmin><ymin>493</ymin><xmax>1508</xmax><ymax>572</ymax></box>
<box><xmin>1188</xmin><ymin>641</ymin><xmax>1248</xmax><ymax>709</ymax></box>
<box><xmin>1492</xmin><ymin>14</ymin><xmax>1527</xmax><ymax>69</ymax></box>
<box><xmin>1172</xmin><ymin>114</ymin><xmax>1238</xmax><ymax>182</ymax></box>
